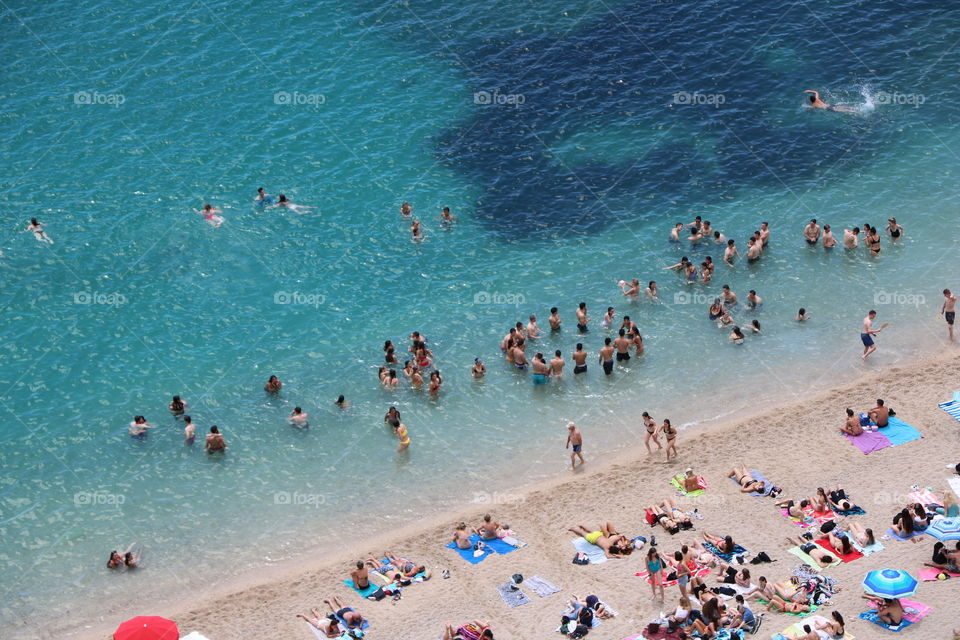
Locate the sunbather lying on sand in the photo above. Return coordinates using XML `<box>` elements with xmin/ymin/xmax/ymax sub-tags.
<box><xmin>567</xmin><ymin>594</ymin><xmax>613</xmax><ymax>619</ymax></box>
<box><xmin>702</xmin><ymin>531</ymin><xmax>738</xmax><ymax>555</ymax></box>
<box><xmin>647</xmin><ymin>500</ymin><xmax>693</xmax><ymax>534</ymax></box>
<box><xmin>568</xmin><ymin>523</ymin><xmax>633</xmax><ymax>558</ymax></box>
<box><xmin>728</xmin><ymin>464</ymin><xmax>766</xmax><ymax>493</ymax></box>
<box><xmin>776</xmin><ymin>498</ymin><xmax>810</xmax><ymax>518</ymax></box>
<box><xmin>766</xmin><ymin>594</ymin><xmax>813</xmax><ymax>614</ymax></box>
<box><xmin>843</xmin><ymin>521</ymin><xmax>876</xmax><ymax>548</ymax></box>
<box><xmin>686</xmin><ymin>541</ymin><xmax>720</xmax><ymax>566</ymax></box>
<box><xmin>786</xmin><ymin>535</ymin><xmax>838</xmax><ymax>568</ymax></box>
<box><xmin>822</xmin><ymin>531</ymin><xmax>855</xmax><ymax>556</ymax></box>
<box><xmin>661</xmin><ymin>497</ymin><xmax>694</xmax><ymax>528</ymax></box>
<box><xmin>443</xmin><ymin>620</ymin><xmax>494</xmax><ymax>639</ymax></box>
<box><xmin>825</xmin><ymin>485</ymin><xmax>859</xmax><ymax>512</ymax></box>
<box><xmin>321</xmin><ymin>597</ymin><xmax>363</xmax><ymax>629</ymax></box>
<box><xmin>296</xmin><ymin>608</ymin><xmax>343</xmax><ymax>638</ymax></box>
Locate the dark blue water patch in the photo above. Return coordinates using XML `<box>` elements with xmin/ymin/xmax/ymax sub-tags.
<box><xmin>372</xmin><ymin>0</ymin><xmax>957</xmax><ymax>238</ymax></box>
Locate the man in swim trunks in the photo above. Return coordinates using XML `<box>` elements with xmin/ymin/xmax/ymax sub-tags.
<box><xmin>746</xmin><ymin>290</ymin><xmax>762</xmax><ymax>309</ymax></box>
<box><xmin>599</xmin><ymin>338</ymin><xmax>615</xmax><ymax>375</ymax></box>
<box><xmin>721</xmin><ymin>285</ymin><xmax>737</xmax><ymax>306</ymax></box>
<box><xmin>511</xmin><ymin>339</ymin><xmax>528</xmax><ymax>370</ymax></box>
<box><xmin>526</xmin><ymin>315</ymin><xmax>543</xmax><ymax>340</ymax></box>
<box><xmin>613</xmin><ymin>329</ymin><xmax>631</xmax><ymax>364</ymax></box>
<box><xmin>476</xmin><ymin>514</ymin><xmax>501</xmax><ymax>540</ymax></box>
<box><xmin>843</xmin><ymin>227</ymin><xmax>860</xmax><ymax>249</ymax></box>
<box><xmin>868</xmin><ymin>399</ymin><xmax>889</xmax><ymax>428</ymax></box>
<box><xmin>822</xmin><ymin>224</ymin><xmax>837</xmax><ymax>248</ymax></box>
<box><xmin>804</xmin><ymin>90</ymin><xmax>856</xmax><ymax>113</ymax></box>
<box><xmin>350</xmin><ymin>560</ymin><xmax>370</xmax><ymax>590</ymax></box>
<box><xmin>724</xmin><ymin>240</ymin><xmax>739</xmax><ymax>265</ymax></box>
<box><xmin>566</xmin><ymin>422</ymin><xmax>584</xmax><ymax>469</ymax></box>
<box><xmin>549</xmin><ymin>307</ymin><xmax>562</xmax><ymax>331</ymax></box>
<box><xmin>745</xmin><ymin>238</ymin><xmax>762</xmax><ymax>262</ymax></box>
<box><xmin>550</xmin><ymin>350</ymin><xmax>565</xmax><ymax>377</ymax></box>
<box><xmin>861</xmin><ymin>310</ymin><xmax>879</xmax><ymax>360</ymax></box>
<box><xmin>803</xmin><ymin>219</ymin><xmax>821</xmax><ymax>244</ymax></box>
<box><xmin>572</xmin><ymin>344</ymin><xmax>588</xmax><ymax>374</ymax></box>
<box><xmin>942</xmin><ymin>289</ymin><xmax>956</xmax><ymax>341</ymax></box>
<box><xmin>576</xmin><ymin>302</ymin><xmax>589</xmax><ymax>332</ymax></box>
<box><xmin>759</xmin><ymin>221</ymin><xmax>770</xmax><ymax>246</ymax></box>
<box><xmin>670</xmin><ymin>222</ymin><xmax>684</xmax><ymax>242</ymax></box>
<box><xmin>531</xmin><ymin>353</ymin><xmax>549</xmax><ymax>385</ymax></box>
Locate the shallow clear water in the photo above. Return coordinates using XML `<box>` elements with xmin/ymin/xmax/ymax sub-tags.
<box><xmin>1</xmin><ymin>0</ymin><xmax>960</xmax><ymax>635</ymax></box>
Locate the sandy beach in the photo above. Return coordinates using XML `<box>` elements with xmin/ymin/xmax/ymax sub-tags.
<box><xmin>73</xmin><ymin>351</ymin><xmax>960</xmax><ymax>640</ymax></box>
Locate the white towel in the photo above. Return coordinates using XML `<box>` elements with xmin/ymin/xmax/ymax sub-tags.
<box><xmin>571</xmin><ymin>537</ymin><xmax>608</xmax><ymax>564</ymax></box>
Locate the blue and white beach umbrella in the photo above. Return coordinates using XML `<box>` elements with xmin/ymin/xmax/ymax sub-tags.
<box><xmin>925</xmin><ymin>517</ymin><xmax>960</xmax><ymax>541</ymax></box>
<box><xmin>862</xmin><ymin>569</ymin><xmax>918</xmax><ymax>599</ymax></box>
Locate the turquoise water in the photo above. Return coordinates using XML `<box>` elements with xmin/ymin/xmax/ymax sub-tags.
<box><xmin>2</xmin><ymin>0</ymin><xmax>960</xmax><ymax>635</ymax></box>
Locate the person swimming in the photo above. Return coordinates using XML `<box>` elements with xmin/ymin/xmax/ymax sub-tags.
<box><xmin>270</xmin><ymin>194</ymin><xmax>314</xmax><ymax>214</ymax></box>
<box><xmin>196</xmin><ymin>203</ymin><xmax>225</xmax><ymax>227</ymax></box>
<box><xmin>24</xmin><ymin>218</ymin><xmax>54</xmax><ymax>244</ymax></box>
<box><xmin>804</xmin><ymin>90</ymin><xmax>856</xmax><ymax>113</ymax></box>
<box><xmin>254</xmin><ymin>187</ymin><xmax>274</xmax><ymax>205</ymax></box>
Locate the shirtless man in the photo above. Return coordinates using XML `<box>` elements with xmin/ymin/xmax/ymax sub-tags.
<box><xmin>613</xmin><ymin>329</ymin><xmax>632</xmax><ymax>364</ymax></box>
<box><xmin>572</xmin><ymin>343</ymin><xmax>588</xmax><ymax>375</ymax></box>
<box><xmin>721</xmin><ymin>285</ymin><xmax>737</xmax><ymax>306</ymax></box>
<box><xmin>942</xmin><ymin>289</ymin><xmax>957</xmax><ymax>341</ymax></box>
<box><xmin>822</xmin><ymin>224</ymin><xmax>837</xmax><ymax>248</ymax></box>
<box><xmin>511</xmin><ymin>339</ymin><xmax>528</xmax><ymax>370</ymax></box>
<box><xmin>476</xmin><ymin>514</ymin><xmax>501</xmax><ymax>540</ymax></box>
<box><xmin>531</xmin><ymin>353</ymin><xmax>549</xmax><ymax>385</ymax></box>
<box><xmin>804</xmin><ymin>90</ymin><xmax>856</xmax><ymax>113</ymax></box>
<box><xmin>841</xmin><ymin>408</ymin><xmax>864</xmax><ymax>436</ymax></box>
<box><xmin>576</xmin><ymin>302</ymin><xmax>589</xmax><ymax>333</ymax></box>
<box><xmin>549</xmin><ymin>350</ymin><xmax>565</xmax><ymax>377</ymax></box>
<box><xmin>861</xmin><ymin>310</ymin><xmax>880</xmax><ymax>359</ymax></box>
<box><xmin>746</xmin><ymin>238</ymin><xmax>762</xmax><ymax>261</ymax></box>
<box><xmin>621</xmin><ymin>279</ymin><xmax>641</xmax><ymax>297</ymax></box>
<box><xmin>400</xmin><ymin>201</ymin><xmax>412</xmax><ymax>217</ymax></box>
<box><xmin>501</xmin><ymin>328</ymin><xmax>517</xmax><ymax>354</ymax></box>
<box><xmin>350</xmin><ymin>560</ymin><xmax>370</xmax><ymax>590</ymax></box>
<box><xmin>803</xmin><ymin>219</ymin><xmax>821</xmax><ymax>244</ymax></box>
<box><xmin>759</xmin><ymin>221</ymin><xmax>770</xmax><ymax>246</ymax></box>
<box><xmin>599</xmin><ymin>338</ymin><xmax>615</xmax><ymax>376</ymax></box>
<box><xmin>566</xmin><ymin>422</ymin><xmax>585</xmax><ymax>468</ymax></box>
<box><xmin>724</xmin><ymin>240</ymin><xmax>739</xmax><ymax>265</ymax></box>
<box><xmin>289</xmin><ymin>407</ymin><xmax>309</xmax><ymax>428</ymax></box>
<box><xmin>526</xmin><ymin>314</ymin><xmax>543</xmax><ymax>339</ymax></box>
<box><xmin>746</xmin><ymin>290</ymin><xmax>762</xmax><ymax>309</ymax></box>
<box><xmin>701</xmin><ymin>220</ymin><xmax>713</xmax><ymax>237</ymax></box>
<box><xmin>714</xmin><ymin>230</ymin><xmax>727</xmax><ymax>244</ymax></box>
<box><xmin>844</xmin><ymin>227</ymin><xmax>860</xmax><ymax>249</ymax></box>
<box><xmin>868</xmin><ymin>399</ymin><xmax>890</xmax><ymax>428</ymax></box>
<box><xmin>549</xmin><ymin>307</ymin><xmax>562</xmax><ymax>331</ymax></box>
<box><xmin>670</xmin><ymin>222</ymin><xmax>684</xmax><ymax>242</ymax></box>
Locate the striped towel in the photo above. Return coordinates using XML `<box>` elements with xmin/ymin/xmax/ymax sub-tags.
<box><xmin>938</xmin><ymin>399</ymin><xmax>960</xmax><ymax>421</ymax></box>
<box><xmin>704</xmin><ymin>541</ymin><xmax>747</xmax><ymax>562</ymax></box>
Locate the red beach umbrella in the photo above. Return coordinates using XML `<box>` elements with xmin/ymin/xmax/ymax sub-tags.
<box><xmin>114</xmin><ymin>616</ymin><xmax>180</xmax><ymax>640</ymax></box>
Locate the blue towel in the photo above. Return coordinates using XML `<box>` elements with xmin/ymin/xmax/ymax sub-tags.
<box><xmin>342</xmin><ymin>579</ymin><xmax>379</xmax><ymax>598</ymax></box>
<box><xmin>446</xmin><ymin>534</ymin><xmax>494</xmax><ymax>564</ymax></box>
<box><xmin>704</xmin><ymin>541</ymin><xmax>747</xmax><ymax>562</ymax></box>
<box><xmin>886</xmin><ymin>527</ymin><xmax>924</xmax><ymax>541</ymax></box>
<box><xmin>834</xmin><ymin>505</ymin><xmax>866</xmax><ymax>516</ymax></box>
<box><xmin>858</xmin><ymin>609</ymin><xmax>913</xmax><ymax>631</ymax></box>
<box><xmin>727</xmin><ymin>470</ymin><xmax>775</xmax><ymax>496</ymax></box>
<box><xmin>334</xmin><ymin>607</ymin><xmax>370</xmax><ymax>630</ymax></box>
<box><xmin>881</xmin><ymin>417</ymin><xmax>922</xmax><ymax>446</ymax></box>
<box><xmin>483</xmin><ymin>536</ymin><xmax>519</xmax><ymax>555</ymax></box>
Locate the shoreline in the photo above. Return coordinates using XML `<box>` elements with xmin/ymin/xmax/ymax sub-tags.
<box><xmin>61</xmin><ymin>346</ymin><xmax>960</xmax><ymax>640</ymax></box>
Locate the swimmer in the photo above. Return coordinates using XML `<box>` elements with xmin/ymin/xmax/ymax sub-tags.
<box><xmin>683</xmin><ymin>261</ymin><xmax>698</xmax><ymax>284</ymax></box>
<box><xmin>646</xmin><ymin>281</ymin><xmax>659</xmax><ymax>300</ymax></box>
<box><xmin>759</xmin><ymin>221</ymin><xmax>770</xmax><ymax>246</ymax></box>
<box><xmin>670</xmin><ymin>222</ymin><xmax>684</xmax><ymax>242</ymax></box>
<box><xmin>411</xmin><ymin>219</ymin><xmax>423</xmax><ymax>241</ymax></box>
<box><xmin>107</xmin><ymin>550</ymin><xmax>124</xmax><ymax>569</ymax></box>
<box><xmin>196</xmin><ymin>203</ymin><xmax>224</xmax><ymax>227</ymax></box>
<box><xmin>572</xmin><ymin>343</ymin><xmax>588</xmax><ymax>374</ymax></box>
<box><xmin>804</xmin><ymin>90</ymin><xmax>856</xmax><ymax>113</ymax></box>
<box><xmin>620</xmin><ymin>316</ymin><xmax>637</xmax><ymax>335</ymax></box>
<box><xmin>601</xmin><ymin>307</ymin><xmax>615</xmax><ymax>329</ymax></box>
<box><xmin>664</xmin><ymin>256</ymin><xmax>690</xmax><ymax>271</ymax></box>
<box><xmin>843</xmin><ymin>227</ymin><xmax>860</xmax><ymax>249</ymax></box>
<box><xmin>400</xmin><ymin>201</ymin><xmax>412</xmax><ymax>217</ymax></box>
<box><xmin>531</xmin><ymin>353</ymin><xmax>549</xmax><ymax>385</ymax></box>
<box><xmin>472</xmin><ymin>358</ymin><xmax>486</xmax><ymax>378</ymax></box>
<box><xmin>688</xmin><ymin>216</ymin><xmax>703</xmax><ymax>230</ymax></box>
<box><xmin>721</xmin><ymin>284</ymin><xmax>737</xmax><ymax>306</ymax></box>
<box><xmin>183</xmin><ymin>415</ymin><xmax>195</xmax><ymax>444</ymax></box>
<box><xmin>265</xmin><ymin>375</ymin><xmax>282</xmax><ymax>393</ymax></box>
<box><xmin>802</xmin><ymin>218</ymin><xmax>821</xmax><ymax>244</ymax></box>
<box><xmin>429</xmin><ymin>370</ymin><xmax>442</xmax><ymax>395</ymax></box>
<box><xmin>730</xmin><ymin>326</ymin><xmax>745</xmax><ymax>344</ymax></box>
<box><xmin>122</xmin><ymin>543</ymin><xmax>142</xmax><ymax>569</ymax></box>
<box><xmin>24</xmin><ymin>218</ymin><xmax>54</xmax><ymax>243</ymax></box>
<box><xmin>701</xmin><ymin>220</ymin><xmax>713</xmax><ymax>237</ymax></box>
<box><xmin>254</xmin><ymin>187</ymin><xmax>274</xmax><ymax>205</ymax></box>
<box><xmin>526</xmin><ymin>314</ymin><xmax>543</xmax><ymax>339</ymax></box>
<box><xmin>865</xmin><ymin>225</ymin><xmax>881</xmax><ymax>255</ymax></box>
<box><xmin>746</xmin><ymin>238</ymin><xmax>762</xmax><ymax>261</ymax></box>
<box><xmin>702</xmin><ymin>256</ymin><xmax>715</xmax><ymax>278</ymax></box>
<box><xmin>631</xmin><ymin>329</ymin><xmax>644</xmax><ymax>355</ymax></box>
<box><xmin>394</xmin><ymin>421</ymin><xmax>411</xmax><ymax>451</ymax></box>
<box><xmin>746</xmin><ymin>290</ymin><xmax>762</xmax><ymax>309</ymax></box>
<box><xmin>576</xmin><ymin>302</ymin><xmax>589</xmax><ymax>333</ymax></box>
<box><xmin>718</xmin><ymin>308</ymin><xmax>734</xmax><ymax>328</ymax></box>
<box><xmin>384</xmin><ymin>407</ymin><xmax>401</xmax><ymax>424</ymax></box>
<box><xmin>168</xmin><ymin>395</ymin><xmax>187</xmax><ymax>416</ymax></box>
<box><xmin>822</xmin><ymin>224</ymin><xmax>837</xmax><ymax>248</ymax></box>
<box><xmin>797</xmin><ymin>308</ymin><xmax>811</xmax><ymax>322</ymax></box>
<box><xmin>129</xmin><ymin>415</ymin><xmax>153</xmax><ymax>439</ymax></box>
<box><xmin>205</xmin><ymin>425</ymin><xmax>227</xmax><ymax>453</ymax></box>
<box><xmin>708</xmin><ymin>298</ymin><xmax>724</xmax><ymax>321</ymax></box>
<box><xmin>700</xmin><ymin>261</ymin><xmax>712</xmax><ymax>283</ymax></box>
<box><xmin>689</xmin><ymin>226</ymin><xmax>704</xmax><ymax>243</ymax></box>
<box><xmin>289</xmin><ymin>407</ymin><xmax>309</xmax><ymax>428</ymax></box>
<box><xmin>886</xmin><ymin>217</ymin><xmax>904</xmax><ymax>239</ymax></box>
<box><xmin>511</xmin><ymin>339</ymin><xmax>528</xmax><ymax>370</ymax></box>
<box><xmin>724</xmin><ymin>240</ymin><xmax>739</xmax><ymax>265</ymax></box>
<box><xmin>549</xmin><ymin>307</ymin><xmax>562</xmax><ymax>330</ymax></box>
<box><xmin>942</xmin><ymin>289</ymin><xmax>956</xmax><ymax>341</ymax></box>
<box><xmin>748</xmin><ymin>319</ymin><xmax>762</xmax><ymax>334</ymax></box>
<box><xmin>410</xmin><ymin>367</ymin><xmax>424</xmax><ymax>388</ymax></box>
<box><xmin>438</xmin><ymin>206</ymin><xmax>456</xmax><ymax>225</ymax></box>
<box><xmin>599</xmin><ymin>337</ymin><xmax>615</xmax><ymax>375</ymax></box>
<box><xmin>549</xmin><ymin>350</ymin><xmax>565</xmax><ymax>377</ymax></box>
<box><xmin>335</xmin><ymin>395</ymin><xmax>349</xmax><ymax>408</ymax></box>
<box><xmin>620</xmin><ymin>278</ymin><xmax>640</xmax><ymax>297</ymax></box>
<box><xmin>383</xmin><ymin>369</ymin><xmax>400</xmax><ymax>387</ymax></box>
<box><xmin>270</xmin><ymin>194</ymin><xmax>314</xmax><ymax>214</ymax></box>
<box><xmin>613</xmin><ymin>329</ymin><xmax>632</xmax><ymax>364</ymax></box>
<box><xmin>566</xmin><ymin>422</ymin><xmax>584</xmax><ymax>469</ymax></box>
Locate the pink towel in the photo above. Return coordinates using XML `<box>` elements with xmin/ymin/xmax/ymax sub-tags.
<box><xmin>908</xmin><ymin>489</ymin><xmax>939</xmax><ymax>506</ymax></box>
<box><xmin>868</xmin><ymin>598</ymin><xmax>932</xmax><ymax>622</ymax></box>
<box><xmin>917</xmin><ymin>566</ymin><xmax>960</xmax><ymax>581</ymax></box>
<box><xmin>844</xmin><ymin>430</ymin><xmax>892</xmax><ymax>454</ymax></box>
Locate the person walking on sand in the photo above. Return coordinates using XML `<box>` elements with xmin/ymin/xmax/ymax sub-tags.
<box><xmin>566</xmin><ymin>422</ymin><xmax>584</xmax><ymax>469</ymax></box>
<box><xmin>861</xmin><ymin>310</ymin><xmax>881</xmax><ymax>360</ymax></box>
<box><xmin>662</xmin><ymin>419</ymin><xmax>678</xmax><ymax>462</ymax></box>
<box><xmin>942</xmin><ymin>289</ymin><xmax>956</xmax><ymax>341</ymax></box>
<box><xmin>642</xmin><ymin>411</ymin><xmax>662</xmax><ymax>454</ymax></box>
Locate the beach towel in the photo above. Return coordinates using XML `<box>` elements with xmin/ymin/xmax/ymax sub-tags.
<box><xmin>496</xmin><ymin>582</ymin><xmax>531</xmax><ymax>607</ymax></box>
<box><xmin>637</xmin><ymin>627</ymin><xmax>686</xmax><ymax>640</ymax></box>
<box><xmin>703</xmin><ymin>541</ymin><xmax>747</xmax><ymax>562</ymax></box>
<box><xmin>917</xmin><ymin>566</ymin><xmax>960</xmax><ymax>581</ymax></box>
<box><xmin>885</xmin><ymin>527</ymin><xmax>924</xmax><ymax>541</ymax></box>
<box><xmin>671</xmin><ymin>473</ymin><xmax>707</xmax><ymax>497</ymax></box>
<box><xmin>814</xmin><ymin>538</ymin><xmax>863</xmax><ymax>563</ymax></box>
<box><xmin>446</xmin><ymin>535</ymin><xmax>495</xmax><ymax>564</ymax></box>
<box><xmin>843</xmin><ymin>429</ymin><xmax>892</xmax><ymax>454</ymax></box>
<box><xmin>858</xmin><ymin>610</ymin><xmax>913</xmax><ymax>632</ymax></box>
<box><xmin>729</xmin><ymin>470</ymin><xmax>775</xmax><ymax>496</ymax></box>
<box><xmin>305</xmin><ymin>622</ymin><xmax>333</xmax><ymax>640</ymax></box>
<box><xmin>949</xmin><ymin>476</ymin><xmax>960</xmax><ymax>500</ymax></box>
<box><xmin>833</xmin><ymin>504</ymin><xmax>866</xmax><ymax>516</ymax></box>
<box><xmin>333</xmin><ymin>608</ymin><xmax>369</xmax><ymax>631</ymax></box>
<box><xmin>342</xmin><ymin>578</ymin><xmax>380</xmax><ymax>598</ymax></box>
<box><xmin>771</xmin><ymin>615</ymin><xmax>855</xmax><ymax>640</ymax></box>
<box><xmin>781</xmin><ymin>508</ymin><xmax>815</xmax><ymax>528</ymax></box>
<box><xmin>525</xmin><ymin>575</ymin><xmax>561</xmax><ymax>597</ymax></box>
<box><xmin>571</xmin><ymin>537</ymin><xmax>608</xmax><ymax>564</ymax></box>
<box><xmin>851</xmin><ymin>538</ymin><xmax>884</xmax><ymax>557</ymax></box>
<box><xmin>788</xmin><ymin>546</ymin><xmax>839</xmax><ymax>572</ymax></box>
<box><xmin>861</xmin><ymin>598</ymin><xmax>931</xmax><ymax>631</ymax></box>
<box><xmin>908</xmin><ymin>488</ymin><xmax>939</xmax><ymax>507</ymax></box>
<box><xmin>938</xmin><ymin>399</ymin><xmax>960</xmax><ymax>422</ymax></box>
<box><xmin>882</xmin><ymin>417</ymin><xmax>923</xmax><ymax>446</ymax></box>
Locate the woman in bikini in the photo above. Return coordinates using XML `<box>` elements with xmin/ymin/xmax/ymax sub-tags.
<box><xmin>775</xmin><ymin>498</ymin><xmax>810</xmax><ymax>518</ymax></box>
<box><xmin>567</xmin><ymin>523</ymin><xmax>631</xmax><ymax>559</ymax></box>
<box><xmin>410</xmin><ymin>367</ymin><xmax>424</xmax><ymax>389</ymax></box>
<box><xmin>443</xmin><ymin>621</ymin><xmax>494</xmax><ymax>640</ymax></box>
<box><xmin>866</xmin><ymin>226</ymin><xmax>881</xmax><ymax>255</ymax></box>
<box><xmin>702</xmin><ymin>532</ymin><xmax>737</xmax><ymax>555</ymax></box>
<box><xmin>642</xmin><ymin>411</ymin><xmax>662</xmax><ymax>453</ymax></box>
<box><xmin>766</xmin><ymin>595</ymin><xmax>812</xmax><ymax>614</ymax></box>
<box><xmin>647</xmin><ymin>505</ymin><xmax>681</xmax><ymax>535</ymax></box>
<box><xmin>662</xmin><ymin>419</ymin><xmax>677</xmax><ymax>462</ymax></box>
<box><xmin>728</xmin><ymin>464</ymin><xmax>765</xmax><ymax>494</ymax></box>
<box><xmin>824</xmin><ymin>530</ymin><xmax>855</xmax><ymax>556</ymax></box>
<box><xmin>394</xmin><ymin>421</ymin><xmax>411</xmax><ymax>451</ymax></box>
<box><xmin>845</xmin><ymin>521</ymin><xmax>876</xmax><ymax>549</ymax></box>
<box><xmin>786</xmin><ymin>535</ymin><xmax>838</xmax><ymax>568</ymax></box>
<box><xmin>816</xmin><ymin>611</ymin><xmax>846</xmax><ymax>639</ymax></box>
<box><xmin>660</xmin><ymin>497</ymin><xmax>694</xmax><ymax>529</ymax></box>
<box><xmin>708</xmin><ymin>298</ymin><xmax>724</xmax><ymax>321</ymax></box>
<box><xmin>891</xmin><ymin>507</ymin><xmax>915</xmax><ymax>537</ymax></box>
<box><xmin>296</xmin><ymin>609</ymin><xmax>343</xmax><ymax>638</ymax></box>
<box><xmin>809</xmin><ymin>487</ymin><xmax>829</xmax><ymax>513</ymax></box>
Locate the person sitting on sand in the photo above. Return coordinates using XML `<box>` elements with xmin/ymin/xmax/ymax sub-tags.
<box><xmin>841</xmin><ymin>408</ymin><xmax>864</xmax><ymax>436</ymax></box>
<box><xmin>809</xmin><ymin>487</ymin><xmax>830</xmax><ymax>513</ymax></box>
<box><xmin>925</xmin><ymin>541</ymin><xmax>960</xmax><ymax>573</ymax></box>
<box><xmin>452</xmin><ymin>522</ymin><xmax>473</xmax><ymax>550</ymax></box>
<box><xmin>681</xmin><ymin>468</ymin><xmax>701</xmax><ymax>492</ymax></box>
<box><xmin>776</xmin><ymin>498</ymin><xmax>810</xmax><ymax>519</ymax></box>
<box><xmin>786</xmin><ymin>535</ymin><xmax>838</xmax><ymax>568</ymax></box>
<box><xmin>443</xmin><ymin>621</ymin><xmax>493</xmax><ymax>640</ymax></box>
<box><xmin>702</xmin><ymin>532</ymin><xmax>738</xmax><ymax>555</ymax></box>
<box><xmin>892</xmin><ymin>507</ymin><xmax>916</xmax><ymax>538</ymax></box>
<box><xmin>322</xmin><ymin>596</ymin><xmax>363</xmax><ymax>629</ymax></box>
<box><xmin>861</xmin><ymin>594</ymin><xmax>904</xmax><ymax>626</ymax></box>
<box><xmin>660</xmin><ymin>497</ymin><xmax>694</xmax><ymax>529</ymax></box>
<box><xmin>296</xmin><ymin>608</ymin><xmax>343</xmax><ymax>638</ymax></box>
<box><xmin>348</xmin><ymin>560</ymin><xmax>370</xmax><ymax>591</ymax></box>
<box><xmin>767</xmin><ymin>594</ymin><xmax>814</xmax><ymax>614</ymax></box>
<box><xmin>568</xmin><ymin>523</ymin><xmax>632</xmax><ymax>558</ymax></box>
<box><xmin>728</xmin><ymin>464</ymin><xmax>766</xmax><ymax>494</ymax></box>
<box><xmin>475</xmin><ymin>514</ymin><xmax>502</xmax><ymax>540</ymax></box>
<box><xmin>815</xmin><ymin>611</ymin><xmax>846</xmax><ymax>639</ymax></box>
<box><xmin>743</xmin><ymin>576</ymin><xmax>775</xmax><ymax>602</ymax></box>
<box><xmin>868</xmin><ymin>399</ymin><xmax>890</xmax><ymax>427</ymax></box>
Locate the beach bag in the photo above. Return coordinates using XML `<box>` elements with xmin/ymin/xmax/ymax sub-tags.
<box><xmin>572</xmin><ymin>552</ymin><xmax>589</xmax><ymax>565</ymax></box>
<box><xmin>569</xmin><ymin>625</ymin><xmax>590</xmax><ymax>639</ymax></box>
<box><xmin>646</xmin><ymin>622</ymin><xmax>661</xmax><ymax>635</ymax></box>
<box><xmin>859</xmin><ymin>413</ymin><xmax>870</xmax><ymax>426</ymax></box>
<box><xmin>365</xmin><ymin>587</ymin><xmax>387</xmax><ymax>601</ymax></box>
